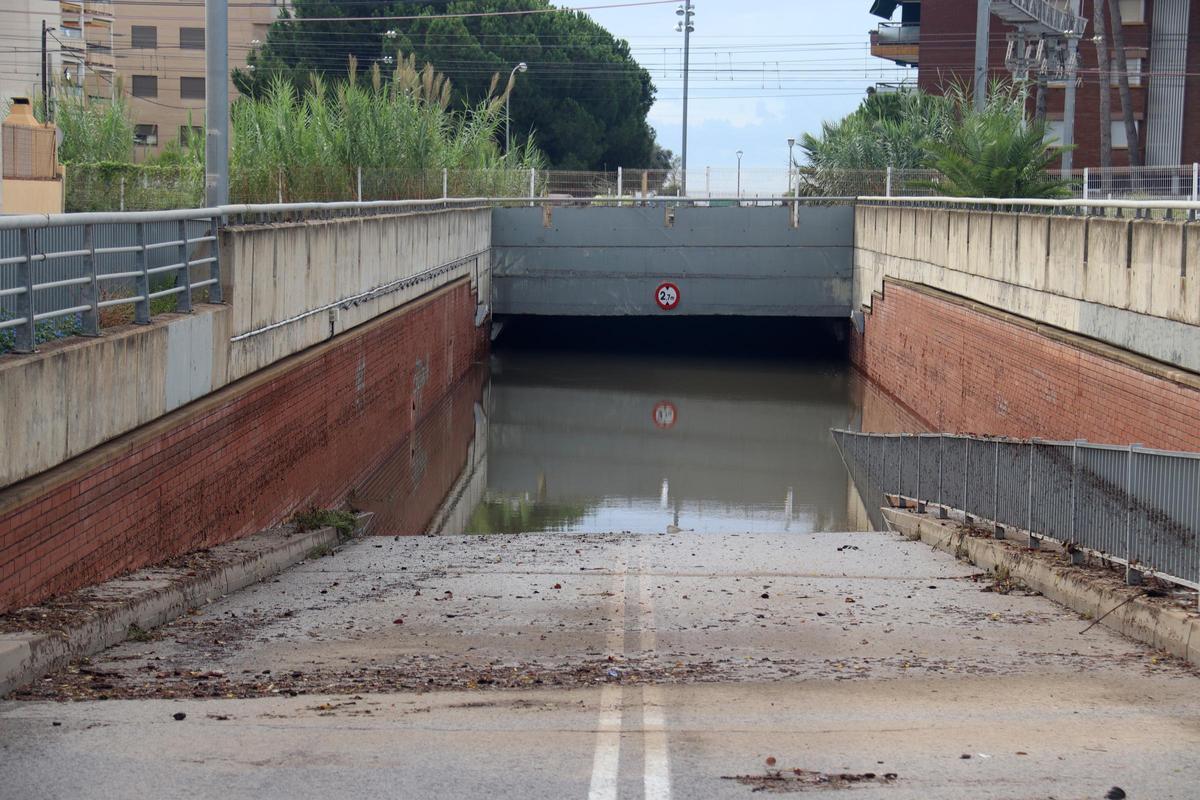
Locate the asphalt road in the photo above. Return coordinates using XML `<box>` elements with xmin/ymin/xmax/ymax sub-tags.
<box><xmin>2</xmin><ymin>529</ymin><xmax>1198</xmax><ymax>799</ymax></box>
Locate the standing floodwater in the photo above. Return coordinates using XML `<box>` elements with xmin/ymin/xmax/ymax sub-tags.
<box><xmin>454</xmin><ymin>347</ymin><xmax>865</xmax><ymax>534</ymax></box>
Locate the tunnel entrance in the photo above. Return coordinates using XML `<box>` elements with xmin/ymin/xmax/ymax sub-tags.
<box><xmin>345</xmin><ymin>315</ymin><xmax>881</xmax><ymax>535</ymax></box>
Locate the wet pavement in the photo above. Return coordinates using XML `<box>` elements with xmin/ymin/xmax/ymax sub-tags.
<box><xmin>3</xmin><ymin>529</ymin><xmax>1199</xmax><ymax>799</ymax></box>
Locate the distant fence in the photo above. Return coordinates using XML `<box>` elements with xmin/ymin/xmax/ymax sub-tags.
<box><xmin>59</xmin><ymin>163</ymin><xmax>1200</xmax><ymax>212</ymax></box>
<box><xmin>833</xmin><ymin>429</ymin><xmax>1200</xmax><ymax>592</ymax></box>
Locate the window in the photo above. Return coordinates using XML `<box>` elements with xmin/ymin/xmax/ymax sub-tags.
<box><xmin>1112</xmin><ymin>119</ymin><xmax>1139</xmax><ymax>149</ymax></box>
<box><xmin>1044</xmin><ymin>119</ymin><xmax>1066</xmax><ymax>144</ymax></box>
<box><xmin>131</xmin><ymin>25</ymin><xmax>157</xmax><ymax>49</ymax></box>
<box><xmin>133</xmin><ymin>124</ymin><xmax>158</xmax><ymax>146</ymax></box>
<box><xmin>1118</xmin><ymin>0</ymin><xmax>1145</xmax><ymax>23</ymax></box>
<box><xmin>180</xmin><ymin>77</ymin><xmax>205</xmax><ymax>100</ymax></box>
<box><xmin>131</xmin><ymin>74</ymin><xmax>157</xmax><ymax>97</ymax></box>
<box><xmin>1044</xmin><ymin>119</ymin><xmax>1138</xmax><ymax>149</ymax></box>
<box><xmin>179</xmin><ymin>125</ymin><xmax>203</xmax><ymax>145</ymax></box>
<box><xmin>179</xmin><ymin>27</ymin><xmax>205</xmax><ymax>50</ymax></box>
<box><xmin>1115</xmin><ymin>57</ymin><xmax>1143</xmax><ymax>87</ymax></box>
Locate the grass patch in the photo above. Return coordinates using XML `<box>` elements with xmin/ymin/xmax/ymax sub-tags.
<box><xmin>292</xmin><ymin>507</ymin><xmax>358</xmax><ymax>539</ymax></box>
<box><xmin>126</xmin><ymin>623</ymin><xmax>154</xmax><ymax>643</ymax></box>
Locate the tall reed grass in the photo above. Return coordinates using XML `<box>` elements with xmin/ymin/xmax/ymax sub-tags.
<box><xmin>230</xmin><ymin>57</ymin><xmax>542</xmax><ymax>202</ymax></box>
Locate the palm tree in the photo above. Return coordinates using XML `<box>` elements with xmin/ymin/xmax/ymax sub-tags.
<box><xmin>921</xmin><ymin>83</ymin><xmax>1072</xmax><ymax>199</ymax></box>
<box><xmin>1093</xmin><ymin>0</ymin><xmax>1114</xmax><ymax>175</ymax></box>
<box><xmin>1106</xmin><ymin>0</ymin><xmax>1142</xmax><ymax>168</ymax></box>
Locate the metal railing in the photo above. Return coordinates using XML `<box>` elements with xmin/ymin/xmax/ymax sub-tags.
<box><xmin>0</xmin><ymin>198</ymin><xmax>499</xmax><ymax>354</ymax></box>
<box><xmin>860</xmin><ymin>194</ymin><xmax>1200</xmax><ymax>220</ymax></box>
<box><xmin>0</xmin><ymin>210</ymin><xmax>222</xmax><ymax>354</ymax></box>
<box><xmin>833</xmin><ymin>429</ymin><xmax>1200</xmax><ymax>593</ymax></box>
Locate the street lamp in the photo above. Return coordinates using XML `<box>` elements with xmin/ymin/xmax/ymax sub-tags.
<box><xmin>675</xmin><ymin>2</ymin><xmax>695</xmax><ymax>195</ymax></box>
<box><xmin>505</xmin><ymin>62</ymin><xmax>528</xmax><ymax>154</ymax></box>
<box><xmin>787</xmin><ymin>137</ymin><xmax>796</xmax><ymax>196</ymax></box>
<box><xmin>736</xmin><ymin>150</ymin><xmax>743</xmax><ymax>198</ymax></box>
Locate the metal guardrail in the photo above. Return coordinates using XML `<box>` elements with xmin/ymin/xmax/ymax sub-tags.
<box><xmin>861</xmin><ymin>194</ymin><xmax>1200</xmax><ymax>220</ymax></box>
<box><xmin>0</xmin><ymin>199</ymin><xmax>501</xmax><ymax>354</ymax></box>
<box><xmin>0</xmin><ymin>214</ymin><xmax>222</xmax><ymax>353</ymax></box>
<box><xmin>833</xmin><ymin>429</ymin><xmax>1200</xmax><ymax>594</ymax></box>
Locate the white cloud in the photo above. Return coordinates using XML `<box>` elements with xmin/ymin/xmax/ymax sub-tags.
<box><xmin>649</xmin><ymin>97</ymin><xmax>785</xmax><ymax>130</ymax></box>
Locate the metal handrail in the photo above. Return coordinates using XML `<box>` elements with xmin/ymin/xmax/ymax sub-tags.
<box><xmin>833</xmin><ymin>429</ymin><xmax>1200</xmax><ymax>595</ymax></box>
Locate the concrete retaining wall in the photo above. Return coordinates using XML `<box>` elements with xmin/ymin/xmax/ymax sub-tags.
<box><xmin>492</xmin><ymin>205</ymin><xmax>852</xmax><ymax>316</ymax></box>
<box><xmin>0</xmin><ymin>207</ymin><xmax>491</xmax><ymax>489</ymax></box>
<box><xmin>854</xmin><ymin>205</ymin><xmax>1200</xmax><ymax>372</ymax></box>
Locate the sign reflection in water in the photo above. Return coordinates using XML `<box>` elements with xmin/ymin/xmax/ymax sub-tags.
<box><xmin>456</xmin><ymin>351</ymin><xmax>867</xmax><ymax>535</ymax></box>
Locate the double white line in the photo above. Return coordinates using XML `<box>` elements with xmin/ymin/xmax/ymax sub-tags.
<box><xmin>587</xmin><ymin>550</ymin><xmax>672</xmax><ymax>800</ymax></box>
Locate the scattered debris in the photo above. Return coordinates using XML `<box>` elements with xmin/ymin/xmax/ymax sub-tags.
<box><xmin>722</xmin><ymin>769</ymin><xmax>897</xmax><ymax>793</ymax></box>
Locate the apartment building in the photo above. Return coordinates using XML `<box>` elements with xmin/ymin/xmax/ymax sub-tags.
<box><xmin>0</xmin><ymin>1</ymin><xmax>115</xmax><ymax>108</ymax></box>
<box><xmin>114</xmin><ymin>1</ymin><xmax>286</xmax><ymax>158</ymax></box>
<box><xmin>868</xmin><ymin>0</ymin><xmax>1200</xmax><ymax>167</ymax></box>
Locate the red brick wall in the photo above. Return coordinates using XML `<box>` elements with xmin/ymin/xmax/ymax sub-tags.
<box><xmin>0</xmin><ymin>280</ymin><xmax>487</xmax><ymax>613</ymax></box>
<box><xmin>850</xmin><ymin>281</ymin><xmax>1200</xmax><ymax>450</ymax></box>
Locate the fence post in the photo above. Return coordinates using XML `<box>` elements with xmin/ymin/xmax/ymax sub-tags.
<box><xmin>277</xmin><ymin>168</ymin><xmax>284</xmax><ymax>204</ymax></box>
<box><xmin>177</xmin><ymin>219</ymin><xmax>193</xmax><ymax>314</ymax></box>
<box><xmin>81</xmin><ymin>223</ymin><xmax>100</xmax><ymax>336</ymax></box>
<box><xmin>357</xmin><ymin>166</ymin><xmax>363</xmax><ymax>203</ymax></box>
<box><xmin>886</xmin><ymin>166</ymin><xmax>893</xmax><ymax>198</ymax></box>
<box><xmin>529</xmin><ymin>168</ymin><xmax>536</xmax><ymax>206</ymax></box>
<box><xmin>915</xmin><ymin>435</ymin><xmax>922</xmax><ymax>512</ymax></box>
<box><xmin>1083</xmin><ymin>167</ymin><xmax>1089</xmax><ymax>204</ymax></box>
<box><xmin>617</xmin><ymin>166</ymin><xmax>623</xmax><ymax>198</ymax></box>
<box><xmin>1068</xmin><ymin>440</ymin><xmax>1079</xmax><ymax>544</ymax></box>
<box><xmin>1125</xmin><ymin>445</ymin><xmax>1143</xmax><ymax>585</ymax></box>
<box><xmin>13</xmin><ymin>227</ymin><xmax>36</xmax><ymax>353</ymax></box>
<box><xmin>963</xmin><ymin>438</ymin><xmax>971</xmax><ymax>523</ymax></box>
<box><xmin>1027</xmin><ymin>441</ymin><xmax>1038</xmax><ymax>549</ymax></box>
<box><xmin>207</xmin><ymin>216</ymin><xmax>223</xmax><ymax>304</ymax></box>
<box><xmin>133</xmin><ymin>222</ymin><xmax>151</xmax><ymax>324</ymax></box>
<box><xmin>1192</xmin><ymin>163</ymin><xmax>1198</xmax><ymax>203</ymax></box>
<box><xmin>443</xmin><ymin>168</ymin><xmax>448</xmax><ymax>199</ymax></box>
<box><xmin>705</xmin><ymin>166</ymin><xmax>711</xmax><ymax>198</ymax></box>
<box><xmin>993</xmin><ymin>440</ymin><xmax>1004</xmax><ymax>539</ymax></box>
<box><xmin>937</xmin><ymin>435</ymin><xmax>947</xmax><ymax>519</ymax></box>
<box><xmin>119</xmin><ymin>176</ymin><xmax>126</xmax><ymax>212</ymax></box>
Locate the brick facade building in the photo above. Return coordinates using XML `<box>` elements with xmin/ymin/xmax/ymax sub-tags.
<box><xmin>869</xmin><ymin>0</ymin><xmax>1200</xmax><ymax>168</ymax></box>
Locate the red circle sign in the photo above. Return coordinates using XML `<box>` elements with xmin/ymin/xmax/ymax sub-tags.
<box><xmin>652</xmin><ymin>401</ymin><xmax>678</xmax><ymax>429</ymax></box>
<box><xmin>655</xmin><ymin>282</ymin><xmax>680</xmax><ymax>311</ymax></box>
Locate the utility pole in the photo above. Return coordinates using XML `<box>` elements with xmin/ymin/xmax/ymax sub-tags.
<box><xmin>1061</xmin><ymin>0</ymin><xmax>1082</xmax><ymax>173</ymax></box>
<box><xmin>677</xmin><ymin>2</ymin><xmax>695</xmax><ymax>195</ymax></box>
<box><xmin>205</xmin><ymin>0</ymin><xmax>230</xmax><ymax>208</ymax></box>
<box><xmin>974</xmin><ymin>0</ymin><xmax>990</xmax><ymax>112</ymax></box>
<box><xmin>41</xmin><ymin>20</ymin><xmax>49</xmax><ymax>122</ymax></box>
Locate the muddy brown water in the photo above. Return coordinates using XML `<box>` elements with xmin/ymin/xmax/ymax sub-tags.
<box><xmin>430</xmin><ymin>348</ymin><xmax>873</xmax><ymax>535</ymax></box>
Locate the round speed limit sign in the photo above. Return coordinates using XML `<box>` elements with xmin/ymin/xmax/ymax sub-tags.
<box><xmin>655</xmin><ymin>282</ymin><xmax>680</xmax><ymax>311</ymax></box>
<box><xmin>652</xmin><ymin>401</ymin><xmax>678</xmax><ymax>429</ymax></box>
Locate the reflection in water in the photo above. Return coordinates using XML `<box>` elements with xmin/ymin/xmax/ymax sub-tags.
<box><xmin>348</xmin><ymin>365</ymin><xmax>488</xmax><ymax>534</ymax></box>
<box><xmin>454</xmin><ymin>350</ymin><xmax>866</xmax><ymax>534</ymax></box>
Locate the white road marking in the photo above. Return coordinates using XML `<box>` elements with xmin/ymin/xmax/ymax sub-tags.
<box><xmin>588</xmin><ymin>567</ymin><xmax>627</xmax><ymax>800</ymax></box>
<box><xmin>639</xmin><ymin>556</ymin><xmax>672</xmax><ymax>800</ymax></box>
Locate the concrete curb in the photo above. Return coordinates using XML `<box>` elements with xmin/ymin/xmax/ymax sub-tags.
<box><xmin>882</xmin><ymin>508</ymin><xmax>1200</xmax><ymax>666</ymax></box>
<box><xmin>0</xmin><ymin>516</ymin><xmax>370</xmax><ymax>697</ymax></box>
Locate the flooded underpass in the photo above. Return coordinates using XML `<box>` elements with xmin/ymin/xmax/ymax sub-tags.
<box><xmin>352</xmin><ymin>316</ymin><xmax>878</xmax><ymax>538</ymax></box>
<box><xmin>6</xmin><ymin>318</ymin><xmax>1200</xmax><ymax>800</ymax></box>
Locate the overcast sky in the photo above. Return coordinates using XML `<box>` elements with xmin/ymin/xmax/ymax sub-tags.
<box><xmin>557</xmin><ymin>0</ymin><xmax>908</xmax><ymax>176</ymax></box>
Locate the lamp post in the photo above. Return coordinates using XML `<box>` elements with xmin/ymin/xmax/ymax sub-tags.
<box><xmin>787</xmin><ymin>137</ymin><xmax>796</xmax><ymax>196</ymax></box>
<box><xmin>506</xmin><ymin>62</ymin><xmax>528</xmax><ymax>154</ymax></box>
<box><xmin>736</xmin><ymin>150</ymin><xmax>743</xmax><ymax>198</ymax></box>
<box><xmin>676</xmin><ymin>2</ymin><xmax>695</xmax><ymax>195</ymax></box>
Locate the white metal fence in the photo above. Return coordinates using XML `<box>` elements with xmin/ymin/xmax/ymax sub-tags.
<box><xmin>834</xmin><ymin>429</ymin><xmax>1200</xmax><ymax>594</ymax></box>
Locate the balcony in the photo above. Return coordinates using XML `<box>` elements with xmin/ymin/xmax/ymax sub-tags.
<box><xmin>57</xmin><ymin>25</ymin><xmax>86</xmax><ymax>51</ymax></box>
<box><xmin>870</xmin><ymin>22</ymin><xmax>919</xmax><ymax>66</ymax></box>
<box><xmin>85</xmin><ymin>42</ymin><xmax>115</xmax><ymax>71</ymax></box>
